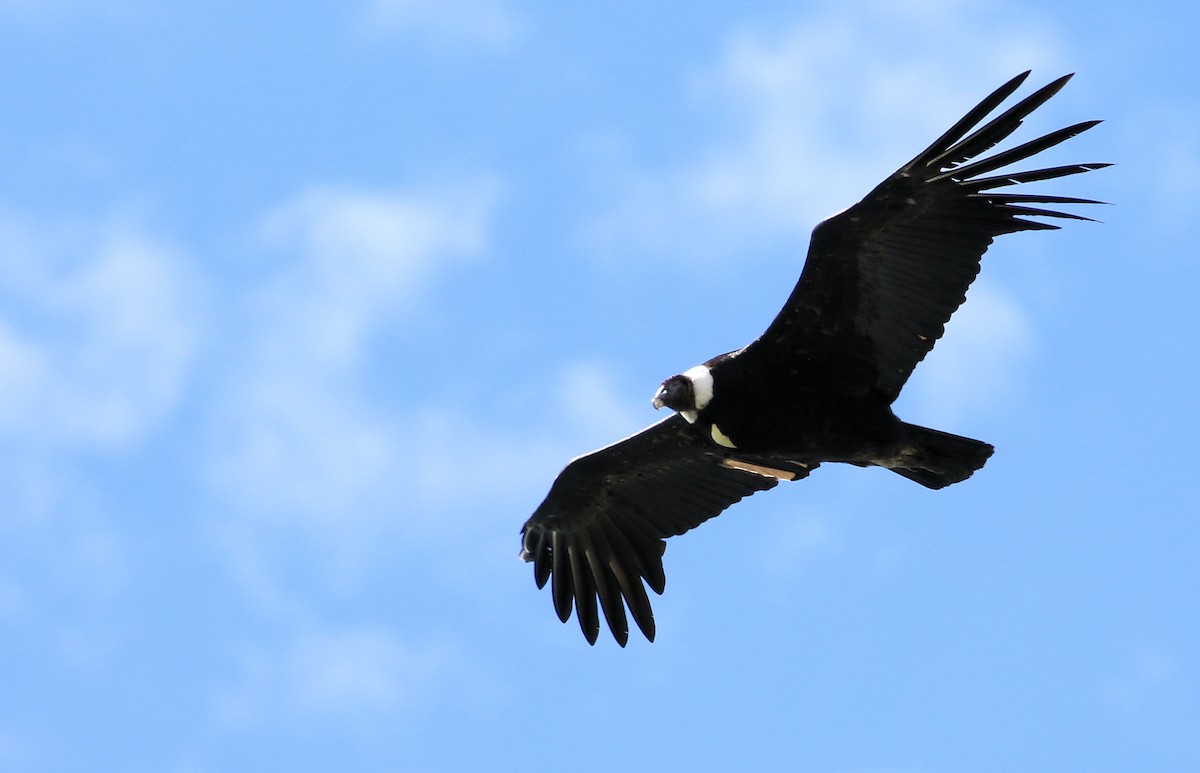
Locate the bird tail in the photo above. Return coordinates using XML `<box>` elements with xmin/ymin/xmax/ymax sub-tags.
<box><xmin>890</xmin><ymin>423</ymin><xmax>994</xmax><ymax>490</ymax></box>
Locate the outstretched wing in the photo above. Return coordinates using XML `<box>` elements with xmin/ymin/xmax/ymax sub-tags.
<box><xmin>521</xmin><ymin>415</ymin><xmax>815</xmax><ymax>646</ymax></box>
<box><xmin>748</xmin><ymin>71</ymin><xmax>1107</xmax><ymax>402</ymax></box>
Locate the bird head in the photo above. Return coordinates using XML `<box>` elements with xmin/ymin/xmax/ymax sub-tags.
<box><xmin>651</xmin><ymin>374</ymin><xmax>695</xmax><ymax>412</ymax></box>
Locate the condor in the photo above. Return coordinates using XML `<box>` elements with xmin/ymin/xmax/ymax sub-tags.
<box><xmin>520</xmin><ymin>72</ymin><xmax>1106</xmax><ymax>646</ymax></box>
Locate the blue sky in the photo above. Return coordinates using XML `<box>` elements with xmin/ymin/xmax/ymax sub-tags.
<box><xmin>1</xmin><ymin>1</ymin><xmax>1197</xmax><ymax>770</ymax></box>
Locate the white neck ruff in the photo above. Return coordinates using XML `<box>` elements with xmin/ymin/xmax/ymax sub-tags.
<box><xmin>682</xmin><ymin>364</ymin><xmax>714</xmax><ymax>410</ymax></box>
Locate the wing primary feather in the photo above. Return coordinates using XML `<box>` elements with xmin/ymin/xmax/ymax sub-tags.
<box><xmin>997</xmin><ymin>204</ymin><xmax>1096</xmax><ymax>221</ymax></box>
<box><xmin>607</xmin><ymin>511</ymin><xmax>669</xmax><ymax>593</ymax></box>
<box><xmin>903</xmin><ymin>70</ymin><xmax>1031</xmax><ymax>170</ymax></box>
<box><xmin>600</xmin><ymin>511</ymin><xmax>663</xmax><ymax>589</ymax></box>
<box><xmin>596</xmin><ymin>520</ymin><xmax>657</xmax><ymax>641</ymax></box>
<box><xmin>568</xmin><ymin>537</ymin><xmax>600</xmax><ymax>645</ymax></box>
<box><xmin>1006</xmin><ymin>219</ymin><xmax>1062</xmax><ymax>232</ymax></box>
<box><xmin>550</xmin><ymin>531</ymin><xmax>574</xmax><ymax>624</ymax></box>
<box><xmin>926</xmin><ymin>73</ymin><xmax>1075</xmax><ymax>171</ymax></box>
<box><xmin>933</xmin><ymin>120</ymin><xmax>1103</xmax><ymax>183</ymax></box>
<box><xmin>984</xmin><ymin>193</ymin><xmax>1105</xmax><ymax>206</ymax></box>
<box><xmin>583</xmin><ymin>537</ymin><xmax>630</xmax><ymax>647</ymax></box>
<box><xmin>642</xmin><ymin>542</ymin><xmax>668</xmax><ymax>596</ymax></box>
<box><xmin>529</xmin><ymin>529</ymin><xmax>552</xmax><ymax>589</ymax></box>
<box><xmin>967</xmin><ymin>162</ymin><xmax>1111</xmax><ymax>190</ymax></box>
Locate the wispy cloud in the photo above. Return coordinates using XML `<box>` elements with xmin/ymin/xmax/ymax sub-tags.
<box><xmin>0</xmin><ymin>209</ymin><xmax>200</xmax><ymax>718</ymax></box>
<box><xmin>900</xmin><ymin>281</ymin><xmax>1035</xmax><ymax>427</ymax></box>
<box><xmin>590</xmin><ymin>2</ymin><xmax>1067</xmax><ymax>264</ymax></box>
<box><xmin>361</xmin><ymin>0</ymin><xmax>523</xmax><ymax>49</ymax></box>
<box><xmin>208</xmin><ymin>182</ymin><xmax>497</xmax><ymax>527</ymax></box>
<box><xmin>0</xmin><ymin>211</ymin><xmax>202</xmax><ymax>451</ymax></box>
<box><xmin>256</xmin><ymin>183</ymin><xmax>494</xmax><ymax>366</ymax></box>
<box><xmin>586</xmin><ymin>3</ymin><xmax>1066</xmax><ymax>418</ymax></box>
<box><xmin>216</xmin><ymin>624</ymin><xmax>459</xmax><ymax>726</ymax></box>
<box><xmin>199</xmin><ymin>182</ymin><xmax>505</xmax><ymax>727</ymax></box>
<box><xmin>411</xmin><ymin>358</ymin><xmax>648</xmax><ymax>515</ymax></box>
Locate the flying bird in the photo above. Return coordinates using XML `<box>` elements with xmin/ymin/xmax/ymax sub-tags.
<box><xmin>520</xmin><ymin>72</ymin><xmax>1106</xmax><ymax>646</ymax></box>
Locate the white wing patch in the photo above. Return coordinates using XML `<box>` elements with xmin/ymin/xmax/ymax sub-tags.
<box><xmin>710</xmin><ymin>423</ymin><xmax>737</xmax><ymax>448</ymax></box>
<box><xmin>720</xmin><ymin>458</ymin><xmax>804</xmax><ymax>481</ymax></box>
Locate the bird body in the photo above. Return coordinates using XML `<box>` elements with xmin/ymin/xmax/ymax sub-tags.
<box><xmin>666</xmin><ymin>348</ymin><xmax>990</xmax><ymax>483</ymax></box>
<box><xmin>520</xmin><ymin>72</ymin><xmax>1107</xmax><ymax>646</ymax></box>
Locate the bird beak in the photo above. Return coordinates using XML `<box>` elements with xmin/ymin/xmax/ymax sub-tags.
<box><xmin>651</xmin><ymin>389</ymin><xmax>666</xmax><ymax>410</ymax></box>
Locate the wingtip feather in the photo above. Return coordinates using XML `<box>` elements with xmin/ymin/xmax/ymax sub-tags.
<box><xmin>550</xmin><ymin>532</ymin><xmax>574</xmax><ymax>623</ymax></box>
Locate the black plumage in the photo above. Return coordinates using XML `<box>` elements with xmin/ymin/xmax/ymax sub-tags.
<box><xmin>520</xmin><ymin>72</ymin><xmax>1106</xmax><ymax>646</ymax></box>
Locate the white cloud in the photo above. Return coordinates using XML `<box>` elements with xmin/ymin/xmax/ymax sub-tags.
<box><xmin>409</xmin><ymin>406</ymin><xmax>558</xmax><ymax>508</ymax></box>
<box><xmin>208</xmin><ymin>377</ymin><xmax>401</xmax><ymax>525</ymax></box>
<box><xmin>209</xmin><ymin>182</ymin><xmax>497</xmax><ymax>527</ymax></box>
<box><xmin>591</xmin><ymin>2</ymin><xmax>1068</xmax><ymax>264</ymax></box>
<box><xmin>257</xmin><ymin>183</ymin><xmax>492</xmax><ymax>364</ymax></box>
<box><xmin>361</xmin><ymin>0</ymin><xmax>523</xmax><ymax>48</ymax></box>
<box><xmin>900</xmin><ymin>281</ymin><xmax>1035</xmax><ymax>426</ymax></box>
<box><xmin>216</xmin><ymin>625</ymin><xmax>457</xmax><ymax>725</ymax></box>
<box><xmin>0</xmin><ymin>322</ymin><xmax>47</xmax><ymax>427</ymax></box>
<box><xmin>0</xmin><ymin>210</ymin><xmax>188</xmax><ymax>692</ymax></box>
<box><xmin>285</xmin><ymin>627</ymin><xmax>448</xmax><ymax>715</ymax></box>
<box><xmin>205</xmin><ymin>185</ymin><xmax>499</xmax><ymax>718</ymax></box>
<box><xmin>0</xmin><ymin>212</ymin><xmax>201</xmax><ymax>450</ymax></box>
<box><xmin>409</xmin><ymin>359</ymin><xmax>647</xmax><ymax>514</ymax></box>
<box><xmin>554</xmin><ymin>359</ymin><xmax>647</xmax><ymax>442</ymax></box>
